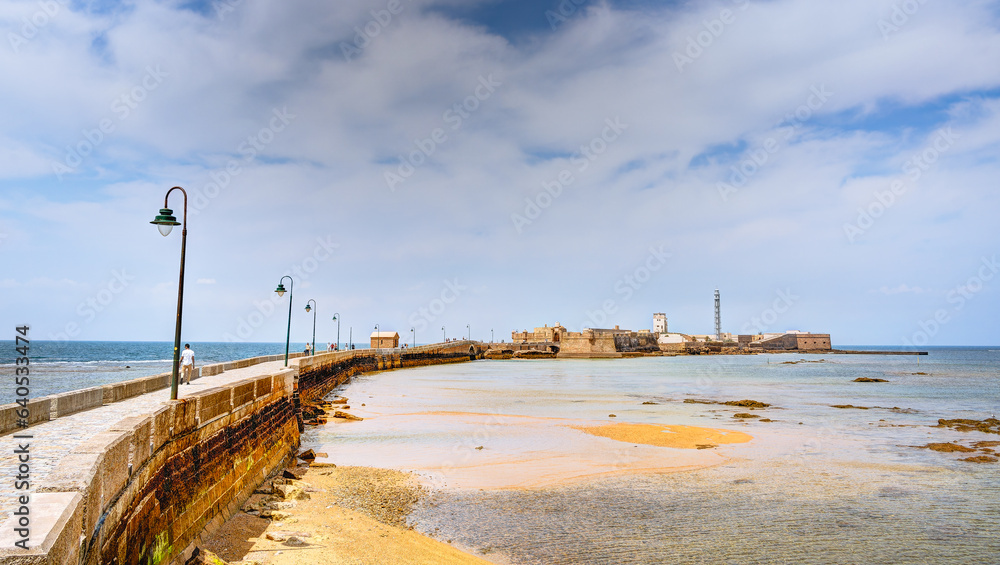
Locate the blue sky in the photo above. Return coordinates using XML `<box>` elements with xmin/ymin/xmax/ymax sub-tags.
<box><xmin>1</xmin><ymin>0</ymin><xmax>999</xmax><ymax>346</ymax></box>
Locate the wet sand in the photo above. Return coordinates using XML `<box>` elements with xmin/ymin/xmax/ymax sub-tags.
<box><xmin>573</xmin><ymin>422</ymin><xmax>753</xmax><ymax>449</ymax></box>
<box><xmin>202</xmin><ymin>466</ymin><xmax>493</xmax><ymax>565</ymax></box>
<box><xmin>312</xmin><ymin>412</ymin><xmax>754</xmax><ymax>490</ymax></box>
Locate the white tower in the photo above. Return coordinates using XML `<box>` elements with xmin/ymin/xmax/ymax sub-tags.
<box><xmin>653</xmin><ymin>313</ymin><xmax>668</xmax><ymax>334</ymax></box>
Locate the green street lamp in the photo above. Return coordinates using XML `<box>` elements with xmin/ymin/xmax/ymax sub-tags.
<box><xmin>150</xmin><ymin>187</ymin><xmax>187</xmax><ymax>401</ymax></box>
<box><xmin>305</xmin><ymin>300</ymin><xmax>317</xmax><ymax>356</ymax></box>
<box><xmin>466</xmin><ymin>324</ymin><xmax>470</xmax><ymax>341</ymax></box>
<box><xmin>332</xmin><ymin>313</ymin><xmax>341</xmax><ymax>351</ymax></box>
<box><xmin>275</xmin><ymin>276</ymin><xmax>294</xmax><ymax>366</ymax></box>
<box><xmin>373</xmin><ymin>324</ymin><xmax>379</xmax><ymax>349</ymax></box>
<box><xmin>410</xmin><ymin>327</ymin><xmax>415</xmax><ymax>347</ymax></box>
<box><xmin>441</xmin><ymin>326</ymin><xmax>446</xmax><ymax>342</ymax></box>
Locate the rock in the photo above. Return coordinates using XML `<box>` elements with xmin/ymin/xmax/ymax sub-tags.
<box><xmin>485</xmin><ymin>349</ymin><xmax>514</xmax><ymax>359</ymax></box>
<box><xmin>723</xmin><ymin>400</ymin><xmax>771</xmax><ymax>408</ymax></box>
<box><xmin>960</xmin><ymin>455</ymin><xmax>998</xmax><ymax>463</ymax></box>
<box><xmin>297</xmin><ymin>449</ymin><xmax>316</xmax><ymax>461</ymax></box>
<box><xmin>683</xmin><ymin>399</ymin><xmax>716</xmax><ymax>405</ymax></box>
<box><xmin>853</xmin><ymin>377</ymin><xmax>889</xmax><ymax>383</ymax></box>
<box><xmin>185</xmin><ymin>548</ymin><xmax>230</xmax><ymax>565</ymax></box>
<box><xmin>475</xmin><ymin>445</ymin><xmax>484</xmax><ymax>450</ymax></box>
<box><xmin>334</xmin><ymin>410</ymin><xmax>363</xmax><ymax>421</ymax></box>
<box><xmin>641</xmin><ymin>401</ymin><xmax>659</xmax><ymax>405</ymax></box>
<box><xmin>733</xmin><ymin>413</ymin><xmax>759</xmax><ymax>419</ymax></box>
<box><xmin>332</xmin><ymin>398</ymin><xmax>348</xmax><ymax>404</ymax></box>
<box><xmin>935</xmin><ymin>418</ymin><xmax>1000</xmax><ymax>435</ymax></box>
<box><xmin>273</xmin><ymin>484</ymin><xmax>310</xmax><ymax>501</ymax></box>
<box><xmin>759</xmin><ymin>418</ymin><xmax>773</xmax><ymax>422</ymax></box>
<box><xmin>609</xmin><ymin>414</ymin><xmax>617</xmax><ymax>418</ymax></box>
<box><xmin>913</xmin><ymin>372</ymin><xmax>928</xmax><ymax>375</ymax></box>
<box><xmin>310</xmin><ymin>462</ymin><xmax>337</xmax><ymax>468</ymax></box>
<box><xmin>261</xmin><ymin>510</ymin><xmax>292</xmax><ymax>520</ymax></box>
<box><xmin>695</xmin><ymin>444</ymin><xmax>717</xmax><ymax>449</ymax></box>
<box><xmin>921</xmin><ymin>442</ymin><xmax>976</xmax><ymax>453</ymax></box>
<box><xmin>285</xmin><ymin>537</ymin><xmax>306</xmax><ymax>546</ymax></box>
<box><xmin>972</xmin><ymin>440</ymin><xmax>1000</xmax><ymax>449</ymax></box>
<box><xmin>512</xmin><ymin>350</ymin><xmax>556</xmax><ymax>359</ymax></box>
<box><xmin>832</xmin><ymin>405</ymin><xmax>870</xmax><ymax>410</ymax></box>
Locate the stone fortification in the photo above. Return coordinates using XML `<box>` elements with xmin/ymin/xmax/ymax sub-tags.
<box><xmin>0</xmin><ymin>342</ymin><xmax>485</xmax><ymax>565</ymax></box>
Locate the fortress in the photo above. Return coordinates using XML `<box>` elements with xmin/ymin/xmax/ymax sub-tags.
<box><xmin>511</xmin><ymin>319</ymin><xmax>832</xmax><ymax>357</ymax></box>
<box><xmin>511</xmin><ymin>324</ymin><xmax>660</xmax><ymax>358</ymax></box>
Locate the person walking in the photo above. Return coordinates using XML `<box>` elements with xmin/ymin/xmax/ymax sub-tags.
<box><xmin>180</xmin><ymin>344</ymin><xmax>195</xmax><ymax>385</ymax></box>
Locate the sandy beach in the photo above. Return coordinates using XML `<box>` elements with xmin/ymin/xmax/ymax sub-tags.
<box><xmin>202</xmin><ymin>465</ymin><xmax>494</xmax><ymax>565</ymax></box>
<box><xmin>200</xmin><ymin>418</ymin><xmax>754</xmax><ymax>564</ymax></box>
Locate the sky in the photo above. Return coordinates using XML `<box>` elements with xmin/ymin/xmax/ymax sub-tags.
<box><xmin>1</xmin><ymin>0</ymin><xmax>999</xmax><ymax>347</ymax></box>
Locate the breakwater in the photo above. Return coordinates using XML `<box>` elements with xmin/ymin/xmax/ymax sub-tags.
<box><xmin>0</xmin><ymin>341</ymin><xmax>485</xmax><ymax>565</ymax></box>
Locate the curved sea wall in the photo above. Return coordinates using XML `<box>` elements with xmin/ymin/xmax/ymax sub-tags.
<box><xmin>0</xmin><ymin>341</ymin><xmax>485</xmax><ymax>565</ymax></box>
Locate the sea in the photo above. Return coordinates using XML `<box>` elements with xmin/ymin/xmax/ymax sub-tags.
<box><xmin>303</xmin><ymin>346</ymin><xmax>1000</xmax><ymax>565</ymax></box>
<box><xmin>0</xmin><ymin>340</ymin><xmax>362</xmax><ymax>405</ymax></box>
<box><xmin>3</xmin><ymin>343</ymin><xmax>998</xmax><ymax>563</ymax></box>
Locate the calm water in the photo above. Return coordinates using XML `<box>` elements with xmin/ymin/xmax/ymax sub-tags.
<box><xmin>0</xmin><ymin>340</ymin><xmax>306</xmax><ymax>404</ymax></box>
<box><xmin>304</xmin><ymin>347</ymin><xmax>1000</xmax><ymax>564</ymax></box>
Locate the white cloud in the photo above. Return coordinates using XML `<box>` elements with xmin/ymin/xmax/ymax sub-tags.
<box><xmin>0</xmin><ymin>0</ymin><xmax>998</xmax><ymax>344</ymax></box>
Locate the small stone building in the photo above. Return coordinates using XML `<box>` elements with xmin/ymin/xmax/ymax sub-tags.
<box><xmin>370</xmin><ymin>331</ymin><xmax>399</xmax><ymax>349</ymax></box>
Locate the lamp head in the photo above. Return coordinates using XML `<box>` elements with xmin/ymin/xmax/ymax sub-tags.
<box><xmin>150</xmin><ymin>208</ymin><xmax>180</xmax><ymax>237</ymax></box>
<box><xmin>275</xmin><ymin>283</ymin><xmax>287</xmax><ymax>297</ymax></box>
<box><xmin>305</xmin><ymin>304</ymin><xmax>311</xmax><ymax>312</ymax></box>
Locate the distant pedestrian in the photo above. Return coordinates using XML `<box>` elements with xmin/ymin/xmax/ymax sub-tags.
<box><xmin>180</xmin><ymin>344</ymin><xmax>195</xmax><ymax>385</ymax></box>
<box><xmin>304</xmin><ymin>342</ymin><xmax>312</xmax><ymax>355</ymax></box>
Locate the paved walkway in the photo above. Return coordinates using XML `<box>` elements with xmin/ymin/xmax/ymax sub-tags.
<box><xmin>0</xmin><ymin>360</ymin><xmax>289</xmax><ymax>521</ymax></box>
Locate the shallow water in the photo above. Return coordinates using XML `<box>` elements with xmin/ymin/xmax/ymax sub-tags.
<box><xmin>304</xmin><ymin>348</ymin><xmax>1000</xmax><ymax>564</ymax></box>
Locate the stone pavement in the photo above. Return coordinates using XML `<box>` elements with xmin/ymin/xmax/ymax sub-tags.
<box><xmin>0</xmin><ymin>360</ymin><xmax>289</xmax><ymax>522</ymax></box>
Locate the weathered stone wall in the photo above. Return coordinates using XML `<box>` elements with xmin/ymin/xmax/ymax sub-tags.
<box><xmin>559</xmin><ymin>331</ymin><xmax>620</xmax><ymax>358</ymax></box>
<box><xmin>0</xmin><ymin>344</ymin><xmax>485</xmax><ymax>565</ymax></box>
<box><xmin>0</xmin><ymin>354</ymin><xmax>309</xmax><ymax>437</ymax></box>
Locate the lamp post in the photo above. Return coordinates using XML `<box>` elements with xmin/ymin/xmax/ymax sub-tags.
<box><xmin>374</xmin><ymin>324</ymin><xmax>379</xmax><ymax>349</ymax></box>
<box><xmin>349</xmin><ymin>327</ymin><xmax>352</xmax><ymax>349</ymax></box>
<box><xmin>332</xmin><ymin>313</ymin><xmax>341</xmax><ymax>351</ymax></box>
<box><xmin>304</xmin><ymin>300</ymin><xmax>317</xmax><ymax>356</ymax></box>
<box><xmin>491</xmin><ymin>328</ymin><xmax>494</xmax><ymax>343</ymax></box>
<box><xmin>150</xmin><ymin>187</ymin><xmax>187</xmax><ymax>401</ymax></box>
<box><xmin>274</xmin><ymin>276</ymin><xmax>294</xmax><ymax>366</ymax></box>
<box><xmin>441</xmin><ymin>326</ymin><xmax>446</xmax><ymax>342</ymax></box>
<box><xmin>466</xmin><ymin>324</ymin><xmax>470</xmax><ymax>341</ymax></box>
<box><xmin>410</xmin><ymin>327</ymin><xmax>415</xmax><ymax>347</ymax></box>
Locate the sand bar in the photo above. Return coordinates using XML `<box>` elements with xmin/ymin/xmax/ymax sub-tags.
<box><xmin>573</xmin><ymin>422</ymin><xmax>753</xmax><ymax>449</ymax></box>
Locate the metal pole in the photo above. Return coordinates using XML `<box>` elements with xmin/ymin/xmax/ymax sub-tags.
<box><xmin>467</xmin><ymin>324</ymin><xmax>470</xmax><ymax>341</ymax></box>
<box><xmin>349</xmin><ymin>327</ymin><xmax>352</xmax><ymax>349</ymax></box>
<box><xmin>306</xmin><ymin>299</ymin><xmax>317</xmax><ymax>356</ymax></box>
<box><xmin>164</xmin><ymin>187</ymin><xmax>188</xmax><ymax>401</ymax></box>
<box><xmin>411</xmin><ymin>327</ymin><xmax>415</xmax><ymax>347</ymax></box>
<box><xmin>442</xmin><ymin>326</ymin><xmax>446</xmax><ymax>342</ymax></box>
<box><xmin>278</xmin><ymin>276</ymin><xmax>293</xmax><ymax>366</ymax></box>
<box><xmin>334</xmin><ymin>313</ymin><xmax>340</xmax><ymax>351</ymax></box>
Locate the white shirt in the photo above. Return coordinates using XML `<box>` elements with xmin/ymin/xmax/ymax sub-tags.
<box><xmin>180</xmin><ymin>349</ymin><xmax>194</xmax><ymax>366</ymax></box>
